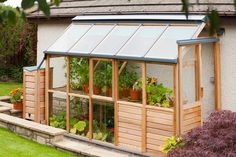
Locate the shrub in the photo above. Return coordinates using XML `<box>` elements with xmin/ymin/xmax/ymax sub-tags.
<box><xmin>168</xmin><ymin>110</ymin><xmax>236</xmax><ymax>157</ymax></box>
<box><xmin>0</xmin><ymin>7</ymin><xmax>36</xmax><ymax>83</ymax></box>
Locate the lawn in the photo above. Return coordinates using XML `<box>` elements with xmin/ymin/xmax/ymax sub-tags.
<box><xmin>0</xmin><ymin>82</ymin><xmax>22</xmax><ymax>96</ymax></box>
<box><xmin>0</xmin><ymin>127</ymin><xmax>76</xmax><ymax>157</ymax></box>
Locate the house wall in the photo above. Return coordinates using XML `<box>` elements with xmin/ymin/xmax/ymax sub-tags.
<box><xmin>37</xmin><ymin>22</ymin><xmax>69</xmax><ymax>88</ymax></box>
<box><xmin>220</xmin><ymin>18</ymin><xmax>236</xmax><ymax>111</ymax></box>
<box><xmin>36</xmin><ymin>18</ymin><xmax>236</xmax><ymax>119</ymax></box>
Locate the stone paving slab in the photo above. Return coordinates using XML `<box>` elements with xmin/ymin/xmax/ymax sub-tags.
<box><xmin>0</xmin><ymin>101</ymin><xmax>13</xmax><ymax>108</ymax></box>
<box><xmin>0</xmin><ymin>96</ymin><xmax>10</xmax><ymax>101</ymax></box>
<box><xmin>0</xmin><ymin>106</ymin><xmax>11</xmax><ymax>113</ymax></box>
<box><xmin>55</xmin><ymin>139</ymin><xmax>134</xmax><ymax>157</ymax></box>
<box><xmin>0</xmin><ymin>113</ymin><xmax>66</xmax><ymax>136</ymax></box>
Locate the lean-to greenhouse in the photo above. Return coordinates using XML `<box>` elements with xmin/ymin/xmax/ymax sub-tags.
<box><xmin>23</xmin><ymin>15</ymin><xmax>221</xmax><ymax>156</ymax></box>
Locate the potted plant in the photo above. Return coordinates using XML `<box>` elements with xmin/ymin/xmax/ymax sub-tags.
<box><xmin>146</xmin><ymin>77</ymin><xmax>173</xmax><ymax>108</ymax></box>
<box><xmin>130</xmin><ymin>79</ymin><xmax>142</xmax><ymax>101</ymax></box>
<box><xmin>119</xmin><ymin>66</ymin><xmax>138</xmax><ymax>98</ymax></box>
<box><xmin>93</xmin><ymin>70</ymin><xmax>103</xmax><ymax>95</ymax></box>
<box><xmin>9</xmin><ymin>88</ymin><xmax>23</xmax><ymax>111</ymax></box>
<box><xmin>104</xmin><ymin>63</ymin><xmax>112</xmax><ymax>97</ymax></box>
<box><xmin>70</xmin><ymin>58</ymin><xmax>89</xmax><ymax>93</ymax></box>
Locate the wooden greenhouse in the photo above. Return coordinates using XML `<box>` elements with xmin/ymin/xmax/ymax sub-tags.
<box><xmin>35</xmin><ymin>15</ymin><xmax>221</xmax><ymax>156</ymax></box>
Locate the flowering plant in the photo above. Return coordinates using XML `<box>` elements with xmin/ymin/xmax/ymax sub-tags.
<box><xmin>9</xmin><ymin>88</ymin><xmax>23</xmax><ymax>103</ymax></box>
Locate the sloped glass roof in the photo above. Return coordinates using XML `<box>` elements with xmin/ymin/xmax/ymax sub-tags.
<box><xmin>45</xmin><ymin>15</ymin><xmax>205</xmax><ymax>63</ymax></box>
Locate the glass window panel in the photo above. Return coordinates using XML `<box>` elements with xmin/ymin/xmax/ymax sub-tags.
<box><xmin>70</xmin><ymin>25</ymin><xmax>114</xmax><ymax>54</ymax></box>
<box><xmin>47</xmin><ymin>24</ymin><xmax>91</xmax><ymax>52</ymax></box>
<box><xmin>118</xmin><ymin>61</ymin><xmax>142</xmax><ymax>104</ymax></box>
<box><xmin>145</xmin><ymin>26</ymin><xmax>199</xmax><ymax>60</ymax></box>
<box><xmin>49</xmin><ymin>93</ymin><xmax>67</xmax><ymax>130</ymax></box>
<box><xmin>49</xmin><ymin>57</ymin><xmax>67</xmax><ymax>91</ymax></box>
<box><xmin>117</xmin><ymin>26</ymin><xmax>167</xmax><ymax>57</ymax></box>
<box><xmin>93</xmin><ymin>60</ymin><xmax>112</xmax><ymax>97</ymax></box>
<box><xmin>182</xmin><ymin>46</ymin><xmax>196</xmax><ymax>105</ymax></box>
<box><xmin>146</xmin><ymin>63</ymin><xmax>174</xmax><ymax>108</ymax></box>
<box><xmin>92</xmin><ymin>25</ymin><xmax>139</xmax><ymax>55</ymax></box>
<box><xmin>70</xmin><ymin>97</ymin><xmax>89</xmax><ymax>137</ymax></box>
<box><xmin>93</xmin><ymin>100</ymin><xmax>114</xmax><ymax>143</ymax></box>
<box><xmin>69</xmin><ymin>57</ymin><xmax>89</xmax><ymax>96</ymax></box>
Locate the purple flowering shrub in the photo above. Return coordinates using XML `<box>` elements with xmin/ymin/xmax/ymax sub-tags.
<box><xmin>168</xmin><ymin>110</ymin><xmax>236</xmax><ymax>157</ymax></box>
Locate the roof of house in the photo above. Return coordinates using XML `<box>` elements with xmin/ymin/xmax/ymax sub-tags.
<box><xmin>27</xmin><ymin>0</ymin><xmax>236</xmax><ymax>19</ymax></box>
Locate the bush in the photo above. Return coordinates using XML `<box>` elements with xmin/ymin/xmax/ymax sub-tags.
<box><xmin>168</xmin><ymin>110</ymin><xmax>236</xmax><ymax>157</ymax></box>
<box><xmin>0</xmin><ymin>6</ymin><xmax>36</xmax><ymax>83</ymax></box>
<box><xmin>0</xmin><ymin>66</ymin><xmax>23</xmax><ymax>82</ymax></box>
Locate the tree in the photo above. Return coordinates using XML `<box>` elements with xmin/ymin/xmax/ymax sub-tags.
<box><xmin>0</xmin><ymin>0</ymin><xmax>60</xmax><ymax>25</ymax></box>
<box><xmin>0</xmin><ymin>5</ymin><xmax>37</xmax><ymax>82</ymax></box>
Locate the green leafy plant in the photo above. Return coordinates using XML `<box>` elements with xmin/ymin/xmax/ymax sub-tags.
<box><xmin>161</xmin><ymin>136</ymin><xmax>183</xmax><ymax>154</ymax></box>
<box><xmin>147</xmin><ymin>83</ymin><xmax>173</xmax><ymax>108</ymax></box>
<box><xmin>94</xmin><ymin>70</ymin><xmax>105</xmax><ymax>88</ymax></box>
<box><xmin>146</xmin><ymin>77</ymin><xmax>173</xmax><ymax>108</ymax></box>
<box><xmin>92</xmin><ymin>120</ymin><xmax>109</xmax><ymax>141</ymax></box>
<box><xmin>119</xmin><ymin>69</ymin><xmax>138</xmax><ymax>90</ymax></box>
<box><xmin>9</xmin><ymin>88</ymin><xmax>22</xmax><ymax>103</ymax></box>
<box><xmin>132</xmin><ymin>78</ymin><xmax>142</xmax><ymax>91</ymax></box>
<box><xmin>49</xmin><ymin>111</ymin><xmax>66</xmax><ymax>129</ymax></box>
<box><xmin>70</xmin><ymin>121</ymin><xmax>87</xmax><ymax>135</ymax></box>
<box><xmin>69</xmin><ymin>58</ymin><xmax>89</xmax><ymax>89</ymax></box>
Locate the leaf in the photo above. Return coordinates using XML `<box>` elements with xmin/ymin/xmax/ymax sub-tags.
<box><xmin>0</xmin><ymin>0</ymin><xmax>7</xmax><ymax>2</ymax></box>
<box><xmin>37</xmin><ymin>0</ymin><xmax>50</xmax><ymax>17</ymax></box>
<box><xmin>181</xmin><ymin>0</ymin><xmax>189</xmax><ymax>19</ymax></box>
<box><xmin>70</xmin><ymin>128</ymin><xmax>77</xmax><ymax>134</ymax></box>
<box><xmin>1</xmin><ymin>10</ymin><xmax>17</xmax><ymax>25</ymax></box>
<box><xmin>21</xmin><ymin>0</ymin><xmax>35</xmax><ymax>10</ymax></box>
<box><xmin>234</xmin><ymin>0</ymin><xmax>236</xmax><ymax>10</ymax></box>
<box><xmin>207</xmin><ymin>10</ymin><xmax>220</xmax><ymax>36</ymax></box>
<box><xmin>53</xmin><ymin>0</ymin><xmax>61</xmax><ymax>6</ymax></box>
<box><xmin>74</xmin><ymin>121</ymin><xmax>86</xmax><ymax>132</ymax></box>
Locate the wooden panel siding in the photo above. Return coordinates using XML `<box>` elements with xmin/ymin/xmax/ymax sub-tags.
<box><xmin>23</xmin><ymin>69</ymin><xmax>46</xmax><ymax>123</ymax></box>
<box><xmin>146</xmin><ymin>106</ymin><xmax>174</xmax><ymax>153</ymax></box>
<box><xmin>118</xmin><ymin>102</ymin><xmax>142</xmax><ymax>150</ymax></box>
<box><xmin>183</xmin><ymin>102</ymin><xmax>201</xmax><ymax>133</ymax></box>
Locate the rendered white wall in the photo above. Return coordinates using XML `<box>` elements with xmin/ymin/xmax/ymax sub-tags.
<box><xmin>37</xmin><ymin>22</ymin><xmax>70</xmax><ymax>88</ymax></box>
<box><xmin>220</xmin><ymin>18</ymin><xmax>236</xmax><ymax>111</ymax></box>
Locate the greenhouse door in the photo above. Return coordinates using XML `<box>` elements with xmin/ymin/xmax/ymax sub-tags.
<box><xmin>181</xmin><ymin>44</ymin><xmax>202</xmax><ymax>134</ymax></box>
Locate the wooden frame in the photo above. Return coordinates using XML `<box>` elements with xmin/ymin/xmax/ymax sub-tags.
<box><xmin>213</xmin><ymin>42</ymin><xmax>221</xmax><ymax>110</ymax></box>
<box><xmin>42</xmin><ymin>40</ymin><xmax>221</xmax><ymax>155</ymax></box>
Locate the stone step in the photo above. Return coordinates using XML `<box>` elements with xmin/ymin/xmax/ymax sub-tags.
<box><xmin>10</xmin><ymin>109</ymin><xmax>23</xmax><ymax>118</ymax></box>
<box><xmin>0</xmin><ymin>96</ymin><xmax>10</xmax><ymax>102</ymax></box>
<box><xmin>0</xmin><ymin>101</ymin><xmax>12</xmax><ymax>108</ymax></box>
<box><xmin>55</xmin><ymin>138</ymin><xmax>140</xmax><ymax>157</ymax></box>
<box><xmin>0</xmin><ymin>106</ymin><xmax>11</xmax><ymax>113</ymax></box>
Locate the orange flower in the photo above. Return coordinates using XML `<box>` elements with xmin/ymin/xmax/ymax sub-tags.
<box><xmin>150</xmin><ymin>77</ymin><xmax>157</xmax><ymax>85</ymax></box>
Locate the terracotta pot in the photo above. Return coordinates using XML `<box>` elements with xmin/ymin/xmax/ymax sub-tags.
<box><xmin>83</xmin><ymin>113</ymin><xmax>89</xmax><ymax>120</ymax></box>
<box><xmin>82</xmin><ymin>84</ymin><xmax>89</xmax><ymax>94</ymax></box>
<box><xmin>130</xmin><ymin>89</ymin><xmax>141</xmax><ymax>101</ymax></box>
<box><xmin>106</xmin><ymin>88</ymin><xmax>112</xmax><ymax>97</ymax></box>
<box><xmin>121</xmin><ymin>88</ymin><xmax>130</xmax><ymax>98</ymax></box>
<box><xmin>13</xmin><ymin>102</ymin><xmax>23</xmax><ymax>111</ymax></box>
<box><xmin>93</xmin><ymin>86</ymin><xmax>101</xmax><ymax>95</ymax></box>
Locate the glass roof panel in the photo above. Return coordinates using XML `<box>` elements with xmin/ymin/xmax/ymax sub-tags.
<box><xmin>70</xmin><ymin>25</ymin><xmax>114</xmax><ymax>54</ymax></box>
<box><xmin>47</xmin><ymin>24</ymin><xmax>92</xmax><ymax>52</ymax></box>
<box><xmin>92</xmin><ymin>25</ymin><xmax>139</xmax><ymax>56</ymax></box>
<box><xmin>145</xmin><ymin>26</ymin><xmax>198</xmax><ymax>60</ymax></box>
<box><xmin>116</xmin><ymin>25</ymin><xmax>167</xmax><ymax>57</ymax></box>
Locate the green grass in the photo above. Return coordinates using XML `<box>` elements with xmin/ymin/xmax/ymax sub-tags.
<box><xmin>0</xmin><ymin>127</ymin><xmax>76</xmax><ymax>157</ymax></box>
<box><xmin>0</xmin><ymin>82</ymin><xmax>22</xmax><ymax>96</ymax></box>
